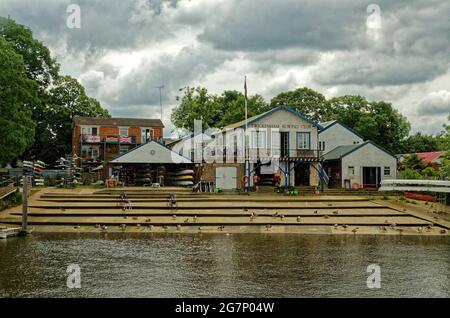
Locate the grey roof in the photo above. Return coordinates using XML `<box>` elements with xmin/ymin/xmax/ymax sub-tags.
<box><xmin>322</xmin><ymin>144</ymin><xmax>361</xmax><ymax>161</ymax></box>
<box><xmin>73</xmin><ymin>116</ymin><xmax>164</xmax><ymax>128</ymax></box>
<box><xmin>319</xmin><ymin>120</ymin><xmax>337</xmax><ymax>129</ymax></box>
<box><xmin>322</xmin><ymin>140</ymin><xmax>397</xmax><ymax>161</ymax></box>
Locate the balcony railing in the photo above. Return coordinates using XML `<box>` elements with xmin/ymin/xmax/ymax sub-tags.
<box><xmin>196</xmin><ymin>147</ymin><xmax>320</xmax><ymax>162</ymax></box>
<box><xmin>80</xmin><ymin>134</ymin><xmax>137</xmax><ymax>144</ymax></box>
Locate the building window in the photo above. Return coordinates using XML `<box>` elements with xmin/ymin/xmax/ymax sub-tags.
<box><xmin>119</xmin><ymin>127</ymin><xmax>128</xmax><ymax>136</ymax></box>
<box><xmin>297</xmin><ymin>132</ymin><xmax>310</xmax><ymax>149</ymax></box>
<box><xmin>272</xmin><ymin>131</ymin><xmax>280</xmax><ymax>156</ymax></box>
<box><xmin>119</xmin><ymin>145</ymin><xmax>130</xmax><ymax>154</ymax></box>
<box><xmin>141</xmin><ymin>128</ymin><xmax>151</xmax><ymax>143</ymax></box>
<box><xmin>384</xmin><ymin>166</ymin><xmax>391</xmax><ymax>176</ymax></box>
<box><xmin>251</xmin><ymin>130</ymin><xmax>267</xmax><ymax>148</ymax></box>
<box><xmin>82</xmin><ymin>126</ymin><xmax>98</xmax><ymax>136</ymax></box>
<box><xmin>348</xmin><ymin>166</ymin><xmax>355</xmax><ymax>175</ymax></box>
<box><xmin>319</xmin><ymin>141</ymin><xmax>325</xmax><ymax>151</ymax></box>
<box><xmin>258</xmin><ymin>131</ymin><xmax>267</xmax><ymax>148</ymax></box>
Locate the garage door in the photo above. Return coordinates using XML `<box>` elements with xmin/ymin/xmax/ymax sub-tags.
<box><xmin>215</xmin><ymin>167</ymin><xmax>237</xmax><ymax>190</ymax></box>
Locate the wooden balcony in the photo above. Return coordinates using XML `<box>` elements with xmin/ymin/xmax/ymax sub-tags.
<box><xmin>80</xmin><ymin>134</ymin><xmax>137</xmax><ymax>144</ymax></box>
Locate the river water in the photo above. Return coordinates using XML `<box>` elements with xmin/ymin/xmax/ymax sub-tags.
<box><xmin>0</xmin><ymin>233</ymin><xmax>448</xmax><ymax>297</ymax></box>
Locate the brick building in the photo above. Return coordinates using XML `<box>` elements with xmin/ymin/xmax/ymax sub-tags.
<box><xmin>72</xmin><ymin>116</ymin><xmax>164</xmax><ymax>171</ymax></box>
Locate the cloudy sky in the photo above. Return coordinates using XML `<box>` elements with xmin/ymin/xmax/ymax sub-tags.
<box><xmin>1</xmin><ymin>0</ymin><xmax>449</xmax><ymax>136</ymax></box>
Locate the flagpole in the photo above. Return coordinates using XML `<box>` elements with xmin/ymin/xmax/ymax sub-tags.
<box><xmin>244</xmin><ymin>76</ymin><xmax>250</xmax><ymax>193</ymax></box>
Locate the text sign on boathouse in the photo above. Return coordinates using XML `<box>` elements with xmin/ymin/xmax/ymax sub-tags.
<box><xmin>251</xmin><ymin>123</ymin><xmax>313</xmax><ymax>129</ymax></box>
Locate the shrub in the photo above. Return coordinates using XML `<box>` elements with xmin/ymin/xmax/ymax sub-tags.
<box><xmin>400</xmin><ymin>169</ymin><xmax>422</xmax><ymax>180</ymax></box>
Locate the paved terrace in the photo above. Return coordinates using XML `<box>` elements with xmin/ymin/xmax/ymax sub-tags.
<box><xmin>0</xmin><ymin>187</ymin><xmax>449</xmax><ymax>235</ymax></box>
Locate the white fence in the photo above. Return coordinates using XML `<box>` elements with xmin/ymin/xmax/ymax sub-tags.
<box><xmin>379</xmin><ymin>179</ymin><xmax>450</xmax><ymax>193</ymax></box>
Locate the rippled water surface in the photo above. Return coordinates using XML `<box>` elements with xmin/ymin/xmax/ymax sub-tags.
<box><xmin>0</xmin><ymin>233</ymin><xmax>448</xmax><ymax>297</ymax></box>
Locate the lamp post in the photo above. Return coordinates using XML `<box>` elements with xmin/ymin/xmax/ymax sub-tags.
<box><xmin>156</xmin><ymin>85</ymin><xmax>164</xmax><ymax>121</ymax></box>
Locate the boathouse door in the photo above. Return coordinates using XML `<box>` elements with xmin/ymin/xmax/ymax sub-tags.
<box><xmin>215</xmin><ymin>167</ymin><xmax>237</xmax><ymax>190</ymax></box>
<box><xmin>280</xmin><ymin>132</ymin><xmax>289</xmax><ymax>157</ymax></box>
<box><xmin>362</xmin><ymin>167</ymin><xmax>378</xmax><ymax>188</ymax></box>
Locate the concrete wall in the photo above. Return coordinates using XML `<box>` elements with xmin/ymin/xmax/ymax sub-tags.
<box><xmin>341</xmin><ymin>143</ymin><xmax>397</xmax><ymax>188</ymax></box>
<box><xmin>319</xmin><ymin>123</ymin><xmax>363</xmax><ymax>154</ymax></box>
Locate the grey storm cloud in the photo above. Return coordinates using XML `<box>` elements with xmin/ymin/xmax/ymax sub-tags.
<box><xmin>1</xmin><ymin>0</ymin><xmax>449</xmax><ymax>134</ymax></box>
<box><xmin>417</xmin><ymin>91</ymin><xmax>450</xmax><ymax>116</ymax></box>
<box><xmin>101</xmin><ymin>44</ymin><xmax>233</xmax><ymax>107</ymax></box>
<box><xmin>198</xmin><ymin>0</ymin><xmax>369</xmax><ymax>52</ymax></box>
<box><xmin>312</xmin><ymin>52</ymin><xmax>449</xmax><ymax>86</ymax></box>
<box><xmin>0</xmin><ymin>0</ymin><xmax>184</xmax><ymax>62</ymax></box>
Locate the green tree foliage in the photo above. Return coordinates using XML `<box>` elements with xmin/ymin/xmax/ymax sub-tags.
<box><xmin>171</xmin><ymin>87</ymin><xmax>222</xmax><ymax>131</ymax></box>
<box><xmin>0</xmin><ymin>17</ymin><xmax>59</xmax><ymax>88</ymax></box>
<box><xmin>270</xmin><ymin>87</ymin><xmax>331</xmax><ymax>122</ymax></box>
<box><xmin>398</xmin><ymin>132</ymin><xmax>439</xmax><ymax>153</ymax></box>
<box><xmin>403</xmin><ymin>154</ymin><xmax>424</xmax><ymax>171</ymax></box>
<box><xmin>439</xmin><ymin>151</ymin><xmax>450</xmax><ymax>179</ymax></box>
<box><xmin>216</xmin><ymin>90</ymin><xmax>271</xmax><ymax>128</ymax></box>
<box><xmin>171</xmin><ymin>87</ymin><xmax>271</xmax><ymax>131</ymax></box>
<box><xmin>36</xmin><ymin>76</ymin><xmax>110</xmax><ymax>163</ymax></box>
<box><xmin>400</xmin><ymin>168</ymin><xmax>423</xmax><ymax>180</ymax></box>
<box><xmin>0</xmin><ymin>17</ymin><xmax>109</xmax><ymax>164</ymax></box>
<box><xmin>329</xmin><ymin>96</ymin><xmax>410</xmax><ymax>152</ymax></box>
<box><xmin>436</xmin><ymin>116</ymin><xmax>450</xmax><ymax>151</ymax></box>
<box><xmin>0</xmin><ymin>37</ymin><xmax>37</xmax><ymax>165</ymax></box>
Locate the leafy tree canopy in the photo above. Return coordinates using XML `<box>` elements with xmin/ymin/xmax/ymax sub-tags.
<box><xmin>0</xmin><ymin>37</ymin><xmax>37</xmax><ymax>165</ymax></box>
<box><xmin>398</xmin><ymin>132</ymin><xmax>439</xmax><ymax>153</ymax></box>
<box><xmin>0</xmin><ymin>17</ymin><xmax>59</xmax><ymax>89</ymax></box>
<box><xmin>171</xmin><ymin>87</ymin><xmax>270</xmax><ymax>132</ymax></box>
<box><xmin>0</xmin><ymin>17</ymin><xmax>109</xmax><ymax>164</ymax></box>
<box><xmin>270</xmin><ymin>87</ymin><xmax>331</xmax><ymax>122</ymax></box>
<box><xmin>35</xmin><ymin>76</ymin><xmax>110</xmax><ymax>163</ymax></box>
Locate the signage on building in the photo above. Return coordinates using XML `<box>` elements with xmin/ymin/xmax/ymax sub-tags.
<box><xmin>251</xmin><ymin>123</ymin><xmax>312</xmax><ymax>129</ymax></box>
<box><xmin>120</xmin><ymin>136</ymin><xmax>133</xmax><ymax>144</ymax></box>
<box><xmin>106</xmin><ymin>136</ymin><xmax>119</xmax><ymax>143</ymax></box>
<box><xmin>86</xmin><ymin>135</ymin><xmax>101</xmax><ymax>143</ymax></box>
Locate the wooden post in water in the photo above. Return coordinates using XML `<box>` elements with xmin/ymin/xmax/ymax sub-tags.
<box><xmin>21</xmin><ymin>176</ymin><xmax>30</xmax><ymax>235</ymax></box>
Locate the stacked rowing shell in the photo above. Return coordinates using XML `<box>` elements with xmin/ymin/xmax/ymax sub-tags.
<box><xmin>135</xmin><ymin>167</ymin><xmax>153</xmax><ymax>185</ymax></box>
<box><xmin>168</xmin><ymin>169</ymin><xmax>194</xmax><ymax>186</ymax></box>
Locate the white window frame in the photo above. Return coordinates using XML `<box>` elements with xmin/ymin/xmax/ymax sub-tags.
<box><xmin>348</xmin><ymin>166</ymin><xmax>355</xmax><ymax>175</ymax></box>
<box><xmin>297</xmin><ymin>132</ymin><xmax>311</xmax><ymax>150</ymax></box>
<box><xmin>119</xmin><ymin>127</ymin><xmax>129</xmax><ymax>137</ymax></box>
<box><xmin>141</xmin><ymin>127</ymin><xmax>152</xmax><ymax>143</ymax></box>
<box><xmin>384</xmin><ymin>166</ymin><xmax>391</xmax><ymax>176</ymax></box>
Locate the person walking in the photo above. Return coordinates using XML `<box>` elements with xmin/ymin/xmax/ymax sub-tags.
<box><xmin>253</xmin><ymin>173</ymin><xmax>261</xmax><ymax>192</ymax></box>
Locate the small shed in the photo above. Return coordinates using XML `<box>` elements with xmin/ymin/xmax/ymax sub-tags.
<box><xmin>107</xmin><ymin>141</ymin><xmax>193</xmax><ymax>186</ymax></box>
<box><xmin>322</xmin><ymin>141</ymin><xmax>397</xmax><ymax>189</ymax></box>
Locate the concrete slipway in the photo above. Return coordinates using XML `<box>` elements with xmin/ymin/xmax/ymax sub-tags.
<box><xmin>0</xmin><ymin>187</ymin><xmax>449</xmax><ymax>236</ymax></box>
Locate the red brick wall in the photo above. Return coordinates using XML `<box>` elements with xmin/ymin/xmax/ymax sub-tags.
<box><xmin>153</xmin><ymin>127</ymin><xmax>163</xmax><ymax>140</ymax></box>
<box><xmin>128</xmin><ymin>127</ymin><xmax>141</xmax><ymax>143</ymax></box>
<box><xmin>100</xmin><ymin>126</ymin><xmax>119</xmax><ymax>139</ymax></box>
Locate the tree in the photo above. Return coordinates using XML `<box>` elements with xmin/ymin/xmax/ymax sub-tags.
<box><xmin>171</xmin><ymin>87</ymin><xmax>271</xmax><ymax>131</ymax></box>
<box><xmin>436</xmin><ymin>116</ymin><xmax>450</xmax><ymax>151</ymax></box>
<box><xmin>400</xmin><ymin>169</ymin><xmax>422</xmax><ymax>180</ymax></box>
<box><xmin>216</xmin><ymin>90</ymin><xmax>271</xmax><ymax>127</ymax></box>
<box><xmin>270</xmin><ymin>87</ymin><xmax>331</xmax><ymax>122</ymax></box>
<box><xmin>0</xmin><ymin>17</ymin><xmax>59</xmax><ymax>88</ymax></box>
<box><xmin>403</xmin><ymin>154</ymin><xmax>424</xmax><ymax>171</ymax></box>
<box><xmin>398</xmin><ymin>132</ymin><xmax>439</xmax><ymax>153</ymax></box>
<box><xmin>1</xmin><ymin>17</ymin><xmax>109</xmax><ymax>164</ymax></box>
<box><xmin>36</xmin><ymin>76</ymin><xmax>110</xmax><ymax>163</ymax></box>
<box><xmin>329</xmin><ymin>96</ymin><xmax>411</xmax><ymax>152</ymax></box>
<box><xmin>171</xmin><ymin>87</ymin><xmax>222</xmax><ymax>132</ymax></box>
<box><xmin>0</xmin><ymin>37</ymin><xmax>37</xmax><ymax>165</ymax></box>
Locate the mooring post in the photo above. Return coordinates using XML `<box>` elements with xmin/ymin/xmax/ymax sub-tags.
<box><xmin>21</xmin><ymin>175</ymin><xmax>30</xmax><ymax>235</ymax></box>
